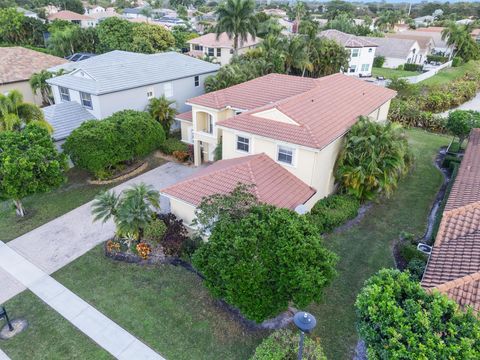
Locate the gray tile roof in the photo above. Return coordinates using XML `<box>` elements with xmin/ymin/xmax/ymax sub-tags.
<box><xmin>46</xmin><ymin>51</ymin><xmax>220</xmax><ymax>95</ymax></box>
<box><xmin>319</xmin><ymin>29</ymin><xmax>378</xmax><ymax>48</ymax></box>
<box><xmin>43</xmin><ymin>101</ymin><xmax>96</xmax><ymax>141</ymax></box>
<box><xmin>360</xmin><ymin>36</ymin><xmax>418</xmax><ymax>59</ymax></box>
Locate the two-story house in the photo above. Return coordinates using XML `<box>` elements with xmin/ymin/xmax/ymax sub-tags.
<box><xmin>187</xmin><ymin>33</ymin><xmax>262</xmax><ymax>66</ymax></box>
<box><xmin>44</xmin><ymin>50</ymin><xmax>219</xmax><ymax>142</ymax></box>
<box><xmin>319</xmin><ymin>29</ymin><xmax>378</xmax><ymax>77</ymax></box>
<box><xmin>361</xmin><ymin>36</ymin><xmax>422</xmax><ymax>68</ymax></box>
<box><xmin>47</xmin><ymin>10</ymin><xmax>97</xmax><ymax>28</ymax></box>
<box><xmin>163</xmin><ymin>73</ymin><xmax>396</xmax><ymax>227</ymax></box>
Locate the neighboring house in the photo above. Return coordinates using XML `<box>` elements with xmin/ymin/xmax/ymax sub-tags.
<box><xmin>45</xmin><ymin>50</ymin><xmax>219</xmax><ymax>140</ymax></box>
<box><xmin>414</xmin><ymin>15</ymin><xmax>434</xmax><ymax>27</ymax></box>
<box><xmin>122</xmin><ymin>7</ymin><xmax>145</xmax><ymax>19</ymax></box>
<box><xmin>361</xmin><ymin>36</ymin><xmax>423</xmax><ymax>68</ymax></box>
<box><xmin>16</xmin><ymin>7</ymin><xmax>38</xmax><ymax>18</ymax></box>
<box><xmin>0</xmin><ymin>47</ymin><xmax>67</xmax><ymax>105</ymax></box>
<box><xmin>47</xmin><ymin>10</ymin><xmax>97</xmax><ymax>28</ymax></box>
<box><xmin>319</xmin><ymin>30</ymin><xmax>377</xmax><ymax>77</ymax></box>
<box><xmin>262</xmin><ymin>8</ymin><xmax>287</xmax><ymax>17</ymax></box>
<box><xmin>165</xmin><ymin>73</ymin><xmax>396</xmax><ymax>227</ymax></box>
<box><xmin>386</xmin><ymin>32</ymin><xmax>435</xmax><ymax>60</ymax></box>
<box><xmin>422</xmin><ymin>129</ymin><xmax>480</xmax><ymax>312</ymax></box>
<box><xmin>389</xmin><ymin>28</ymin><xmax>450</xmax><ymax>55</ymax></box>
<box><xmin>187</xmin><ymin>33</ymin><xmax>262</xmax><ymax>66</ymax></box>
<box><xmin>85</xmin><ymin>6</ymin><xmax>106</xmax><ymax>14</ymax></box>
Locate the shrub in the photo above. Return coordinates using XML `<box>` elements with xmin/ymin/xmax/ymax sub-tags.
<box><xmin>63</xmin><ymin>110</ymin><xmax>165</xmax><ymax>179</ymax></box>
<box><xmin>373</xmin><ymin>56</ymin><xmax>385</xmax><ymax>68</ymax></box>
<box><xmin>181</xmin><ymin>235</ymin><xmax>204</xmax><ymax>261</ymax></box>
<box><xmin>396</xmin><ymin>64</ymin><xmax>404</xmax><ymax>70</ymax></box>
<box><xmin>403</xmin><ymin>63</ymin><xmax>422</xmax><ymax>72</ymax></box>
<box><xmin>406</xmin><ymin>258</ymin><xmax>427</xmax><ymax>280</ymax></box>
<box><xmin>159</xmin><ymin>137</ymin><xmax>189</xmax><ymax>155</ymax></box>
<box><xmin>172</xmin><ymin>150</ymin><xmax>189</xmax><ymax>162</ymax></box>
<box><xmin>442</xmin><ymin>154</ymin><xmax>461</xmax><ymax>169</ymax></box>
<box><xmin>356</xmin><ymin>269</ymin><xmax>480</xmax><ymax>359</ymax></box>
<box><xmin>427</xmin><ymin>54</ymin><xmax>449</xmax><ymax>63</ymax></box>
<box><xmin>336</xmin><ymin>117</ymin><xmax>413</xmax><ymax>201</ymax></box>
<box><xmin>193</xmin><ymin>205</ymin><xmax>337</xmax><ymax>322</ymax></box>
<box><xmin>452</xmin><ymin>56</ymin><xmax>464</xmax><ymax>67</ymax></box>
<box><xmin>136</xmin><ymin>242</ymin><xmax>152</xmax><ymax>259</ymax></box>
<box><xmin>388</xmin><ymin>100</ymin><xmax>446</xmax><ymax>132</ymax></box>
<box><xmin>446</xmin><ymin>110</ymin><xmax>480</xmax><ymax>147</ymax></box>
<box><xmin>157</xmin><ymin>213</ymin><xmax>189</xmax><ymax>256</ymax></box>
<box><xmin>251</xmin><ymin>329</ymin><xmax>326</xmax><ymax>360</ymax></box>
<box><xmin>398</xmin><ymin>242</ymin><xmax>427</xmax><ymax>264</ymax></box>
<box><xmin>308</xmin><ymin>194</ymin><xmax>360</xmax><ymax>233</ymax></box>
<box><xmin>143</xmin><ymin>218</ymin><xmax>167</xmax><ymax>244</ymax></box>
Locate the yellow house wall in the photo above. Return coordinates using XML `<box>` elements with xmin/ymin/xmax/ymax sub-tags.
<box><xmin>0</xmin><ymin>81</ymin><xmax>42</xmax><ymax>105</ymax></box>
<box><xmin>180</xmin><ymin>121</ymin><xmax>192</xmax><ymax>143</ymax></box>
<box><xmin>169</xmin><ymin>197</ymin><xmax>197</xmax><ymax>227</ymax></box>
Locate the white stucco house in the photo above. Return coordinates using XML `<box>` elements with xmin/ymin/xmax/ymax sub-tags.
<box><xmin>319</xmin><ymin>29</ymin><xmax>377</xmax><ymax>77</ymax></box>
<box><xmin>162</xmin><ymin>73</ymin><xmax>396</xmax><ymax>228</ymax></box>
<box><xmin>47</xmin><ymin>10</ymin><xmax>97</xmax><ymax>28</ymax></box>
<box><xmin>187</xmin><ymin>33</ymin><xmax>262</xmax><ymax>66</ymax></box>
<box><xmin>43</xmin><ymin>51</ymin><xmax>219</xmax><ymax>142</ymax></box>
<box><xmin>361</xmin><ymin>36</ymin><xmax>423</xmax><ymax>68</ymax></box>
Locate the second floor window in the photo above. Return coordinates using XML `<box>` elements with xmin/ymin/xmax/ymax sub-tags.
<box><xmin>164</xmin><ymin>82</ymin><xmax>173</xmax><ymax>98</ymax></box>
<box><xmin>349</xmin><ymin>65</ymin><xmax>357</xmax><ymax>73</ymax></box>
<box><xmin>351</xmin><ymin>48</ymin><xmax>360</xmax><ymax>57</ymax></box>
<box><xmin>59</xmin><ymin>86</ymin><xmax>70</xmax><ymax>102</ymax></box>
<box><xmin>194</xmin><ymin>44</ymin><xmax>203</xmax><ymax>51</ymax></box>
<box><xmin>194</xmin><ymin>76</ymin><xmax>199</xmax><ymax>87</ymax></box>
<box><xmin>361</xmin><ymin>64</ymin><xmax>370</xmax><ymax>72</ymax></box>
<box><xmin>216</xmin><ymin>48</ymin><xmax>221</xmax><ymax>56</ymax></box>
<box><xmin>236</xmin><ymin>135</ymin><xmax>250</xmax><ymax>153</ymax></box>
<box><xmin>208</xmin><ymin>47</ymin><xmax>214</xmax><ymax>56</ymax></box>
<box><xmin>80</xmin><ymin>92</ymin><xmax>93</xmax><ymax>109</ymax></box>
<box><xmin>277</xmin><ymin>145</ymin><xmax>294</xmax><ymax>165</ymax></box>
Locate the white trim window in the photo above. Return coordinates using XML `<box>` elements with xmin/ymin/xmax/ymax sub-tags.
<box><xmin>348</xmin><ymin>65</ymin><xmax>357</xmax><ymax>73</ymax></box>
<box><xmin>361</xmin><ymin>64</ymin><xmax>370</xmax><ymax>72</ymax></box>
<box><xmin>351</xmin><ymin>48</ymin><xmax>360</xmax><ymax>57</ymax></box>
<box><xmin>80</xmin><ymin>92</ymin><xmax>93</xmax><ymax>109</ymax></box>
<box><xmin>147</xmin><ymin>87</ymin><xmax>154</xmax><ymax>99</ymax></box>
<box><xmin>208</xmin><ymin>47</ymin><xmax>214</xmax><ymax>56</ymax></box>
<box><xmin>236</xmin><ymin>135</ymin><xmax>250</xmax><ymax>153</ymax></box>
<box><xmin>59</xmin><ymin>86</ymin><xmax>70</xmax><ymax>102</ymax></box>
<box><xmin>277</xmin><ymin>145</ymin><xmax>295</xmax><ymax>165</ymax></box>
<box><xmin>216</xmin><ymin>48</ymin><xmax>221</xmax><ymax>56</ymax></box>
<box><xmin>163</xmin><ymin>82</ymin><xmax>173</xmax><ymax>98</ymax></box>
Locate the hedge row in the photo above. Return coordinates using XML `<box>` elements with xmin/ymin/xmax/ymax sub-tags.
<box><xmin>307</xmin><ymin>194</ymin><xmax>360</xmax><ymax>233</ymax></box>
<box><xmin>63</xmin><ymin>110</ymin><xmax>165</xmax><ymax>179</ymax></box>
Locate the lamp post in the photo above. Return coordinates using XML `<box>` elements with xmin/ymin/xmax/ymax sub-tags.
<box><xmin>0</xmin><ymin>307</ymin><xmax>13</xmax><ymax>332</ymax></box>
<box><xmin>293</xmin><ymin>311</ymin><xmax>317</xmax><ymax>360</ymax></box>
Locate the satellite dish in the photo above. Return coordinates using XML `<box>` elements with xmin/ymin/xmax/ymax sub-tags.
<box><xmin>294</xmin><ymin>204</ymin><xmax>307</xmax><ymax>215</ymax></box>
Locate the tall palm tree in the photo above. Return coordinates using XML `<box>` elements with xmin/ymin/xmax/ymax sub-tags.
<box><xmin>30</xmin><ymin>70</ymin><xmax>54</xmax><ymax>106</ymax></box>
<box><xmin>146</xmin><ymin>95</ymin><xmax>177</xmax><ymax>137</ymax></box>
<box><xmin>215</xmin><ymin>0</ymin><xmax>258</xmax><ymax>56</ymax></box>
<box><xmin>283</xmin><ymin>36</ymin><xmax>312</xmax><ymax>76</ymax></box>
<box><xmin>442</xmin><ymin>22</ymin><xmax>477</xmax><ymax>60</ymax></box>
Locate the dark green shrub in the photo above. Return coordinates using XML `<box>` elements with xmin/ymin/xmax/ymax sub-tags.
<box><xmin>308</xmin><ymin>194</ymin><xmax>360</xmax><ymax>233</ymax></box>
<box><xmin>396</xmin><ymin>64</ymin><xmax>404</xmax><ymax>70</ymax></box>
<box><xmin>159</xmin><ymin>137</ymin><xmax>189</xmax><ymax>155</ymax></box>
<box><xmin>403</xmin><ymin>63</ymin><xmax>422</xmax><ymax>72</ymax></box>
<box><xmin>446</xmin><ymin>110</ymin><xmax>480</xmax><ymax>146</ymax></box>
<box><xmin>181</xmin><ymin>235</ymin><xmax>204</xmax><ymax>261</ymax></box>
<box><xmin>63</xmin><ymin>110</ymin><xmax>165</xmax><ymax>179</ymax></box>
<box><xmin>452</xmin><ymin>56</ymin><xmax>464</xmax><ymax>67</ymax></box>
<box><xmin>442</xmin><ymin>154</ymin><xmax>461</xmax><ymax>169</ymax></box>
<box><xmin>388</xmin><ymin>100</ymin><xmax>446</xmax><ymax>132</ymax></box>
<box><xmin>251</xmin><ymin>329</ymin><xmax>326</xmax><ymax>360</ymax></box>
<box><xmin>143</xmin><ymin>218</ymin><xmax>167</xmax><ymax>244</ymax></box>
<box><xmin>406</xmin><ymin>258</ymin><xmax>427</xmax><ymax>281</ymax></box>
<box><xmin>399</xmin><ymin>242</ymin><xmax>427</xmax><ymax>263</ymax></box>
<box><xmin>356</xmin><ymin>269</ymin><xmax>480</xmax><ymax>359</ymax></box>
<box><xmin>427</xmin><ymin>54</ymin><xmax>449</xmax><ymax>63</ymax></box>
<box><xmin>193</xmin><ymin>205</ymin><xmax>337</xmax><ymax>322</ymax></box>
<box><xmin>373</xmin><ymin>56</ymin><xmax>385</xmax><ymax>68</ymax></box>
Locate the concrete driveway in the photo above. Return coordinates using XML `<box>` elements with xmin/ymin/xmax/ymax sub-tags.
<box><xmin>0</xmin><ymin>162</ymin><xmax>198</xmax><ymax>304</ymax></box>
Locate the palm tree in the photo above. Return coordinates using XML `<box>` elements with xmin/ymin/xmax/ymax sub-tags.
<box><xmin>146</xmin><ymin>95</ymin><xmax>177</xmax><ymax>137</ymax></box>
<box><xmin>215</xmin><ymin>0</ymin><xmax>258</xmax><ymax>56</ymax></box>
<box><xmin>92</xmin><ymin>183</ymin><xmax>160</xmax><ymax>246</ymax></box>
<box><xmin>283</xmin><ymin>36</ymin><xmax>312</xmax><ymax>76</ymax></box>
<box><xmin>30</xmin><ymin>70</ymin><xmax>54</xmax><ymax>106</ymax></box>
<box><xmin>375</xmin><ymin>10</ymin><xmax>403</xmax><ymax>32</ymax></box>
<box><xmin>442</xmin><ymin>22</ymin><xmax>478</xmax><ymax>60</ymax></box>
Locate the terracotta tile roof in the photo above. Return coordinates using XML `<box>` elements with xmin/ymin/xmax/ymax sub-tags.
<box><xmin>217</xmin><ymin>73</ymin><xmax>397</xmax><ymax>149</ymax></box>
<box><xmin>319</xmin><ymin>29</ymin><xmax>378</xmax><ymax>48</ymax></box>
<box><xmin>187</xmin><ymin>32</ymin><xmax>261</xmax><ymax>49</ymax></box>
<box><xmin>0</xmin><ymin>47</ymin><xmax>68</xmax><ymax>84</ymax></box>
<box><xmin>47</xmin><ymin>10</ymin><xmax>94</xmax><ymax>21</ymax></box>
<box><xmin>422</xmin><ymin>129</ymin><xmax>480</xmax><ymax>312</ymax></box>
<box><xmin>161</xmin><ymin>153</ymin><xmax>315</xmax><ymax>209</ymax></box>
<box><xmin>187</xmin><ymin>73</ymin><xmax>321</xmax><ymax>110</ymax></box>
<box><xmin>176</xmin><ymin>111</ymin><xmax>192</xmax><ymax>122</ymax></box>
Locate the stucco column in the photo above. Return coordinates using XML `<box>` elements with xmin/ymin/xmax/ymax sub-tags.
<box><xmin>194</xmin><ymin>140</ymin><xmax>202</xmax><ymax>167</ymax></box>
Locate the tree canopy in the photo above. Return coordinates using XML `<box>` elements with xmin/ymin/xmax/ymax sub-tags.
<box><xmin>192</xmin><ymin>204</ymin><xmax>337</xmax><ymax>322</ymax></box>
<box><xmin>446</xmin><ymin>110</ymin><xmax>480</xmax><ymax>147</ymax></box>
<box><xmin>356</xmin><ymin>269</ymin><xmax>480</xmax><ymax>359</ymax></box>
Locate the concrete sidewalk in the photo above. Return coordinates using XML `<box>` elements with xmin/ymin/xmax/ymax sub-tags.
<box><xmin>0</xmin><ymin>242</ymin><xmax>163</xmax><ymax>359</ymax></box>
<box><xmin>0</xmin><ymin>348</ymin><xmax>10</xmax><ymax>360</ymax></box>
<box><xmin>1</xmin><ymin>162</ymin><xmax>198</xmax><ymax>304</ymax></box>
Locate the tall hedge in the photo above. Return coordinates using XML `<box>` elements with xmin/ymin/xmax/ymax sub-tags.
<box><xmin>192</xmin><ymin>205</ymin><xmax>338</xmax><ymax>323</ymax></box>
<box><xmin>356</xmin><ymin>269</ymin><xmax>480</xmax><ymax>359</ymax></box>
<box><xmin>63</xmin><ymin>110</ymin><xmax>165</xmax><ymax>178</ymax></box>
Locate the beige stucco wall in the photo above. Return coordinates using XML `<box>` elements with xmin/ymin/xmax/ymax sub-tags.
<box><xmin>169</xmin><ymin>197</ymin><xmax>197</xmax><ymax>227</ymax></box>
<box><xmin>0</xmin><ymin>81</ymin><xmax>42</xmax><ymax>105</ymax></box>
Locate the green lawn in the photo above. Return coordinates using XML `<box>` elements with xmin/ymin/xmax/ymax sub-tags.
<box><xmin>0</xmin><ymin>156</ymin><xmax>166</xmax><ymax>242</ymax></box>
<box><xmin>309</xmin><ymin>129</ymin><xmax>449</xmax><ymax>359</ymax></box>
<box><xmin>421</xmin><ymin>60</ymin><xmax>480</xmax><ymax>87</ymax></box>
<box><xmin>372</xmin><ymin>67</ymin><xmax>419</xmax><ymax>79</ymax></box>
<box><xmin>0</xmin><ymin>291</ymin><xmax>111</xmax><ymax>359</ymax></box>
<box><xmin>53</xmin><ymin>247</ymin><xmax>267</xmax><ymax>360</ymax></box>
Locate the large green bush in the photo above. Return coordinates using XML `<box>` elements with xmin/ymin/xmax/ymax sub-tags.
<box><xmin>336</xmin><ymin>117</ymin><xmax>413</xmax><ymax>201</ymax></box>
<box><xmin>251</xmin><ymin>329</ymin><xmax>326</xmax><ymax>360</ymax></box>
<box><xmin>356</xmin><ymin>269</ymin><xmax>480</xmax><ymax>359</ymax></box>
<box><xmin>403</xmin><ymin>63</ymin><xmax>422</xmax><ymax>72</ymax></box>
<box><xmin>388</xmin><ymin>99</ymin><xmax>446</xmax><ymax>132</ymax></box>
<box><xmin>446</xmin><ymin>110</ymin><xmax>480</xmax><ymax>147</ymax></box>
<box><xmin>193</xmin><ymin>205</ymin><xmax>337</xmax><ymax>323</ymax></box>
<box><xmin>373</xmin><ymin>56</ymin><xmax>385</xmax><ymax>68</ymax></box>
<box><xmin>159</xmin><ymin>137</ymin><xmax>189</xmax><ymax>155</ymax></box>
<box><xmin>308</xmin><ymin>194</ymin><xmax>360</xmax><ymax>233</ymax></box>
<box><xmin>63</xmin><ymin>110</ymin><xmax>165</xmax><ymax>179</ymax></box>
